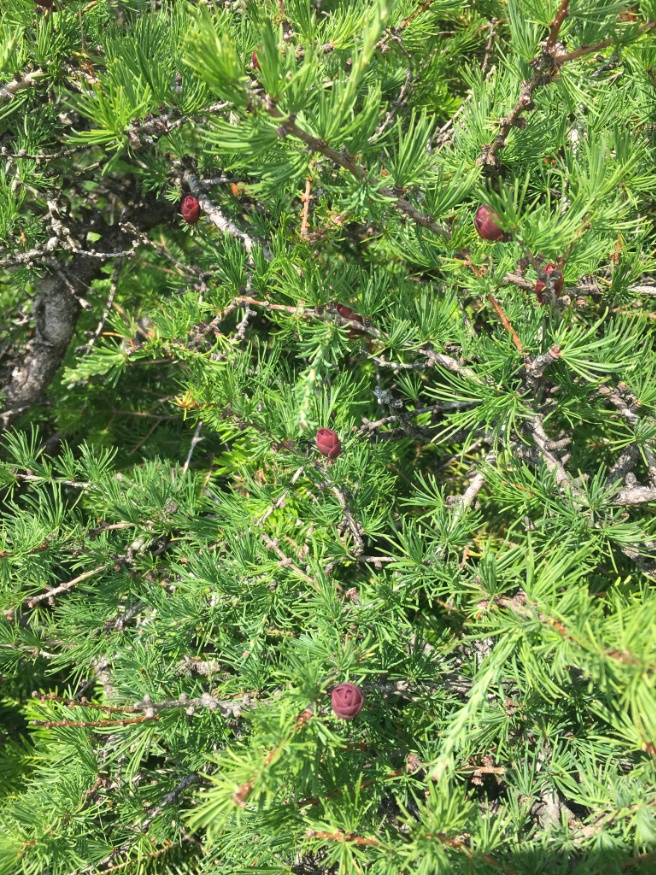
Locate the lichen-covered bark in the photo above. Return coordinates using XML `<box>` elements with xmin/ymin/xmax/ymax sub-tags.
<box><xmin>0</xmin><ymin>197</ymin><xmax>175</xmax><ymax>429</ymax></box>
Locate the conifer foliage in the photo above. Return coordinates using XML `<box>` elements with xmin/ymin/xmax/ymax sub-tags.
<box><xmin>1</xmin><ymin>0</ymin><xmax>656</xmax><ymax>872</ymax></box>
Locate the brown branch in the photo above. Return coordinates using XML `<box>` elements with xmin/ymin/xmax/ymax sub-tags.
<box><xmin>33</xmin><ymin>693</ymin><xmax>136</xmax><ymax>713</ymax></box>
<box><xmin>305</xmin><ymin>829</ymin><xmax>380</xmax><ymax>847</ymax></box>
<box><xmin>481</xmin><ymin>1</ymin><xmax>565</xmax><ymax>166</ymax></box>
<box><xmin>480</xmin><ymin>591</ymin><xmax>571</xmax><ymax>642</ymax></box>
<box><xmin>546</xmin><ymin>0</ymin><xmax>571</xmax><ymax>51</ymax></box>
<box><xmin>480</xmin><ymin>68</ymin><xmax>546</xmax><ymax>165</ymax></box>
<box><xmin>481</xmin><ymin>18</ymin><xmax>499</xmax><ymax>77</ymax></box>
<box><xmin>483</xmin><ymin>14</ymin><xmax>655</xmax><ymax>167</ymax></box>
<box><xmin>461</xmin><ymin>763</ymin><xmax>506</xmax><ymax>775</ymax></box>
<box><xmin>554</xmin><ymin>21</ymin><xmax>656</xmax><ymax>64</ymax></box>
<box><xmin>265</xmin><ymin>99</ymin><xmax>446</xmax><ymax>238</ymax></box>
<box><xmin>397</xmin><ymin>0</ymin><xmax>438</xmax><ymax>31</ymax></box>
<box><xmin>33</xmin><ymin>714</ymin><xmax>157</xmax><ymax>729</ymax></box>
<box><xmin>300</xmin><ymin>175</ymin><xmax>313</xmax><ymax>240</ymax></box>
<box><xmin>487</xmin><ymin>294</ymin><xmax>524</xmax><ymax>353</ymax></box>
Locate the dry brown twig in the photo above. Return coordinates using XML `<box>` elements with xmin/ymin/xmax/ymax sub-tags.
<box><xmin>487</xmin><ymin>293</ymin><xmax>524</xmax><ymax>353</ymax></box>
<box><xmin>481</xmin><ymin>18</ymin><xmax>499</xmax><ymax>77</ymax></box>
<box><xmin>479</xmin><ymin>2</ymin><xmax>656</xmax><ymax>168</ymax></box>
<box><xmin>299</xmin><ymin>174</ymin><xmax>313</xmax><ymax>240</ymax></box>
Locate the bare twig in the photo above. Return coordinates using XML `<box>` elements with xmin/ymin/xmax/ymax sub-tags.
<box><xmin>182</xmin><ymin>170</ymin><xmax>270</xmax><ymax>259</ymax></box>
<box><xmin>141</xmin><ymin>775</ymin><xmax>199</xmax><ymax>831</ymax></box>
<box><xmin>32</xmin><ymin>690</ymin><xmax>259</xmax><ymax>726</ymax></box>
<box><xmin>481</xmin><ymin>18</ymin><xmax>498</xmax><ymax>77</ymax></box>
<box><xmin>546</xmin><ymin>0</ymin><xmax>571</xmax><ymax>51</ymax></box>
<box><xmin>612</xmin><ymin>485</ymin><xmax>656</xmax><ymax>506</ymax></box>
<box><xmin>261</xmin><ymin>533</ymin><xmax>322</xmax><ymax>590</ymax></box>
<box><xmin>78</xmin><ymin>260</ymin><xmax>122</xmax><ymax>354</ymax></box>
<box><xmin>26</xmin><ymin>565</ymin><xmax>106</xmax><ymax>608</ymax></box>
<box><xmin>368</xmin><ymin>32</ymin><xmax>414</xmax><ymax>144</ymax></box>
<box><xmin>266</xmin><ymin>99</ymin><xmax>446</xmax><ymax>238</ymax></box>
<box><xmin>529</xmin><ymin>416</ymin><xmax>583</xmax><ymax>498</ymax></box>
<box><xmin>305</xmin><ymin>829</ymin><xmax>380</xmax><ymax>847</ymax></box>
<box><xmin>523</xmin><ymin>344</ymin><xmax>561</xmax><ymax>384</ymax></box>
<box><xmin>328</xmin><ymin>481</ymin><xmax>365</xmax><ymax>555</ymax></box>
<box><xmin>554</xmin><ymin>21</ymin><xmax>656</xmax><ymax>64</ymax></box>
<box><xmin>119</xmin><ymin>221</ymin><xmax>208</xmax><ymax>283</ymax></box>
<box><xmin>482</xmin><ymin>12</ymin><xmax>655</xmax><ymax>167</ymax></box>
<box><xmin>606</xmin><ymin>444</ymin><xmax>640</xmax><ymax>489</ymax></box>
<box><xmin>481</xmin><ymin>1</ymin><xmax>567</xmax><ymax>166</ymax></box>
<box><xmin>300</xmin><ymin>175</ymin><xmax>313</xmax><ymax>240</ymax></box>
<box><xmin>487</xmin><ymin>294</ymin><xmax>524</xmax><ymax>353</ymax></box>
<box><xmin>456</xmin><ymin>458</ymin><xmax>492</xmax><ymax>512</ymax></box>
<box><xmin>255</xmin><ymin>466</ymin><xmax>305</xmax><ymax>525</ymax></box>
<box><xmin>0</xmin><ymin>69</ymin><xmax>47</xmax><ymax>104</ymax></box>
<box><xmin>503</xmin><ymin>272</ymin><xmax>539</xmax><ymax>292</ymax></box>
<box><xmin>182</xmin><ymin>420</ymin><xmax>204</xmax><ymax>474</ymax></box>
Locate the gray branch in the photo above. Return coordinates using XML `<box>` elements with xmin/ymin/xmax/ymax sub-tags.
<box><xmin>182</xmin><ymin>170</ymin><xmax>270</xmax><ymax>259</ymax></box>
<box><xmin>0</xmin><ymin>196</ymin><xmax>175</xmax><ymax>431</ymax></box>
<box><xmin>0</xmin><ymin>69</ymin><xmax>46</xmax><ymax>105</ymax></box>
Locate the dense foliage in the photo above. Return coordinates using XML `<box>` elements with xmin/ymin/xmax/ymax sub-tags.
<box><xmin>1</xmin><ymin>0</ymin><xmax>656</xmax><ymax>872</ymax></box>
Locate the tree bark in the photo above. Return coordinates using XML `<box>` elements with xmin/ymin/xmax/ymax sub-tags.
<box><xmin>0</xmin><ymin>196</ymin><xmax>176</xmax><ymax>430</ymax></box>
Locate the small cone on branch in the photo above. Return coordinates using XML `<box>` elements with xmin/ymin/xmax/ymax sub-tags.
<box><xmin>181</xmin><ymin>195</ymin><xmax>201</xmax><ymax>226</ymax></box>
<box><xmin>474</xmin><ymin>205</ymin><xmax>507</xmax><ymax>242</ymax></box>
<box><xmin>315</xmin><ymin>428</ymin><xmax>341</xmax><ymax>459</ymax></box>
<box><xmin>336</xmin><ymin>304</ymin><xmax>364</xmax><ymax>325</ymax></box>
<box><xmin>535</xmin><ymin>263</ymin><xmax>564</xmax><ymax>303</ymax></box>
<box><xmin>331</xmin><ymin>683</ymin><xmax>365</xmax><ymax>720</ymax></box>
<box><xmin>335</xmin><ymin>303</ymin><xmax>366</xmax><ymax>339</ymax></box>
